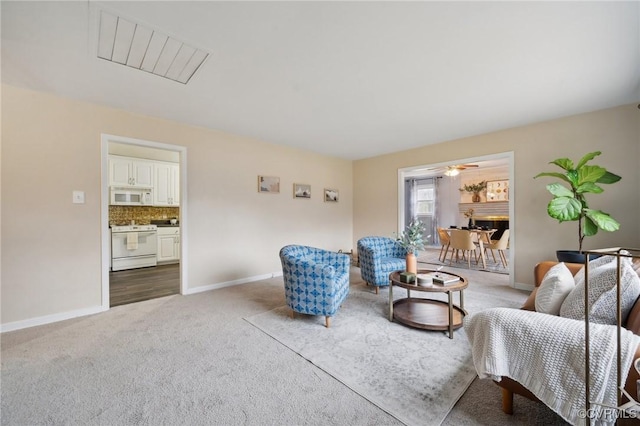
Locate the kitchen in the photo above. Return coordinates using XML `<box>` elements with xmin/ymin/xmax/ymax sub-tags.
<box><xmin>108</xmin><ymin>142</ymin><xmax>181</xmax><ymax>307</ymax></box>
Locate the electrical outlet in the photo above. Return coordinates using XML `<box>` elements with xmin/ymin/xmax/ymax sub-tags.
<box><xmin>72</xmin><ymin>190</ymin><xmax>85</xmax><ymax>204</ymax></box>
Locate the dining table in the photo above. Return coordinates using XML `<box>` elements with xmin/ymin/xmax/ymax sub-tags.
<box><xmin>445</xmin><ymin>227</ymin><xmax>497</xmax><ymax>269</ymax></box>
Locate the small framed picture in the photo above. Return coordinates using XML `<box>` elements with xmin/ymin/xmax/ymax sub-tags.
<box><xmin>258</xmin><ymin>176</ymin><xmax>280</xmax><ymax>193</ymax></box>
<box><xmin>486</xmin><ymin>180</ymin><xmax>509</xmax><ymax>202</ymax></box>
<box><xmin>293</xmin><ymin>183</ymin><xmax>311</xmax><ymax>199</ymax></box>
<box><xmin>324</xmin><ymin>188</ymin><xmax>339</xmax><ymax>203</ymax></box>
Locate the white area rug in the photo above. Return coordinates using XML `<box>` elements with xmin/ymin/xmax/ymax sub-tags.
<box><xmin>245</xmin><ymin>279</ymin><xmax>525</xmax><ymax>426</ymax></box>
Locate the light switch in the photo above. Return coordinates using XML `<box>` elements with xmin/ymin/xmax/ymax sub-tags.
<box><xmin>72</xmin><ymin>190</ymin><xmax>85</xmax><ymax>204</ymax></box>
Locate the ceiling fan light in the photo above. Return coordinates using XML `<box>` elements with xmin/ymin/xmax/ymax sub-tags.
<box><xmin>444</xmin><ymin>167</ymin><xmax>460</xmax><ymax>177</ymax></box>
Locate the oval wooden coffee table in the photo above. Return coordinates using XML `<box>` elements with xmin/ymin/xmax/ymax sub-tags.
<box><xmin>388</xmin><ymin>270</ymin><xmax>468</xmax><ymax>339</ymax></box>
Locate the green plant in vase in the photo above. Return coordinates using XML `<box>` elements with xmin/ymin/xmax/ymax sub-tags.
<box><xmin>459</xmin><ymin>181</ymin><xmax>487</xmax><ymax>203</ymax></box>
<box><xmin>396</xmin><ymin>219</ymin><xmax>426</xmax><ymax>274</ymax></box>
<box><xmin>534</xmin><ymin>151</ymin><xmax>621</xmax><ymax>260</ymax></box>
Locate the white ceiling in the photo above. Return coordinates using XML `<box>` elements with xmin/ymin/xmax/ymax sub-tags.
<box><xmin>2</xmin><ymin>1</ymin><xmax>639</xmax><ymax>160</ymax></box>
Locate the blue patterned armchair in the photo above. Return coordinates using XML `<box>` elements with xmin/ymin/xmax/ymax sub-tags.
<box><xmin>357</xmin><ymin>236</ymin><xmax>408</xmax><ymax>293</ymax></box>
<box><xmin>279</xmin><ymin>245</ymin><xmax>350</xmax><ymax>328</ymax></box>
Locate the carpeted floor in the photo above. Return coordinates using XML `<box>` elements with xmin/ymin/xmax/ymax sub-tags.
<box><xmin>418</xmin><ymin>246</ymin><xmax>509</xmax><ymax>274</ymax></box>
<box><xmin>1</xmin><ymin>267</ymin><xmax>567</xmax><ymax>425</ymax></box>
<box><xmin>245</xmin><ymin>277</ymin><xmax>525</xmax><ymax>425</ymax></box>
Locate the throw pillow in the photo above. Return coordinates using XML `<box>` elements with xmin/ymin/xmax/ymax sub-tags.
<box><xmin>632</xmin><ymin>256</ymin><xmax>640</xmax><ymax>277</ymax></box>
<box><xmin>571</xmin><ymin>254</ymin><xmax>617</xmax><ymax>286</ymax></box>
<box><xmin>535</xmin><ymin>262</ymin><xmax>575</xmax><ymax>315</ymax></box>
<box><xmin>560</xmin><ymin>256</ymin><xmax>640</xmax><ymax>325</ymax></box>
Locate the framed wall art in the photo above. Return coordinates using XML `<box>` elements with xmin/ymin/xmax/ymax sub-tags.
<box><xmin>324</xmin><ymin>188</ymin><xmax>339</xmax><ymax>203</ymax></box>
<box><xmin>486</xmin><ymin>180</ymin><xmax>509</xmax><ymax>202</ymax></box>
<box><xmin>258</xmin><ymin>176</ymin><xmax>280</xmax><ymax>193</ymax></box>
<box><xmin>293</xmin><ymin>183</ymin><xmax>311</xmax><ymax>199</ymax></box>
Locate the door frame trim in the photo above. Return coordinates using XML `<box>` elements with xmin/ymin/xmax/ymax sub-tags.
<box><xmin>100</xmin><ymin>134</ymin><xmax>188</xmax><ymax>310</ymax></box>
<box><xmin>397</xmin><ymin>151</ymin><xmax>515</xmax><ymax>287</ymax></box>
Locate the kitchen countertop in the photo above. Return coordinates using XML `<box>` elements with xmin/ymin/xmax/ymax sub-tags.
<box><xmin>109</xmin><ymin>220</ymin><xmax>179</xmax><ymax>227</ymax></box>
<box><xmin>150</xmin><ymin>220</ymin><xmax>180</xmax><ymax>227</ymax></box>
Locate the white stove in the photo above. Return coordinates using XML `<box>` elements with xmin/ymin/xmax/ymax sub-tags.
<box><xmin>111</xmin><ymin>224</ymin><xmax>158</xmax><ymax>271</ymax></box>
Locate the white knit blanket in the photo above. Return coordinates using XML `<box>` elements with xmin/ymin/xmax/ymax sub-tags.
<box><xmin>464</xmin><ymin>308</ymin><xmax>640</xmax><ymax>425</ymax></box>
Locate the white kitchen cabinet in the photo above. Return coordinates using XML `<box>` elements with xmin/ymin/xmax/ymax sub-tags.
<box><xmin>157</xmin><ymin>227</ymin><xmax>180</xmax><ymax>263</ymax></box>
<box><xmin>109</xmin><ymin>156</ymin><xmax>154</xmax><ymax>188</ymax></box>
<box><xmin>154</xmin><ymin>162</ymin><xmax>180</xmax><ymax>206</ymax></box>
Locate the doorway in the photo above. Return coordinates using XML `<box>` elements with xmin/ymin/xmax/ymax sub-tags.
<box><xmin>397</xmin><ymin>152</ymin><xmax>515</xmax><ymax>287</ymax></box>
<box><xmin>100</xmin><ymin>134</ymin><xmax>188</xmax><ymax>310</ymax></box>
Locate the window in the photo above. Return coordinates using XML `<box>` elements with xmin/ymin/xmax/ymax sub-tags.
<box><xmin>416</xmin><ymin>186</ymin><xmax>434</xmax><ymax>215</ymax></box>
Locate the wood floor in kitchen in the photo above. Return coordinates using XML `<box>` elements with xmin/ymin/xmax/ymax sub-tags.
<box><xmin>109</xmin><ymin>263</ymin><xmax>180</xmax><ymax>307</ymax></box>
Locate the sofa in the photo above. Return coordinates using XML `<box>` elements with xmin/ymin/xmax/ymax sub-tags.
<box><xmin>357</xmin><ymin>236</ymin><xmax>408</xmax><ymax>294</ymax></box>
<box><xmin>279</xmin><ymin>245</ymin><xmax>350</xmax><ymax>328</ymax></box>
<box><xmin>497</xmin><ymin>259</ymin><xmax>640</xmax><ymax>416</ymax></box>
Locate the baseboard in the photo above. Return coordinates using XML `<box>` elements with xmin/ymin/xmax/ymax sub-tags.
<box><xmin>514</xmin><ymin>281</ymin><xmax>534</xmax><ymax>291</ymax></box>
<box><xmin>184</xmin><ymin>271</ymin><xmax>283</xmax><ymax>295</ymax></box>
<box><xmin>1</xmin><ymin>305</ymin><xmax>107</xmax><ymax>333</ymax></box>
<box><xmin>1</xmin><ymin>271</ymin><xmax>284</xmax><ymax>333</ymax></box>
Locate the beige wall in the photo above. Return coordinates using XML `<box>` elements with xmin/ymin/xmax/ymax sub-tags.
<box><xmin>1</xmin><ymin>85</ymin><xmax>353</xmax><ymax>327</ymax></box>
<box><xmin>354</xmin><ymin>105</ymin><xmax>640</xmax><ymax>286</ymax></box>
<box><xmin>2</xmin><ymin>83</ymin><xmax>638</xmax><ymax>328</ymax></box>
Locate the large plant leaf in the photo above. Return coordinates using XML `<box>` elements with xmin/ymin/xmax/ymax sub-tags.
<box><xmin>550</xmin><ymin>158</ymin><xmax>574</xmax><ymax>171</ymax></box>
<box><xmin>585</xmin><ymin>209</ymin><xmax>620</xmax><ymax>232</ymax></box>
<box><xmin>576</xmin><ymin>182</ymin><xmax>603</xmax><ymax>194</ymax></box>
<box><xmin>577</xmin><ymin>165</ymin><xmax>606</xmax><ymax>185</ymax></box>
<box><xmin>548</xmin><ymin>197</ymin><xmax>581</xmax><ymax>221</ymax></box>
<box><xmin>546</xmin><ymin>183</ymin><xmax>573</xmax><ymax>197</ymax></box>
<box><xmin>597</xmin><ymin>171</ymin><xmax>622</xmax><ymax>184</ymax></box>
<box><xmin>575</xmin><ymin>151</ymin><xmax>601</xmax><ymax>169</ymax></box>
<box><xmin>534</xmin><ymin>172</ymin><xmax>571</xmax><ymax>184</ymax></box>
<box><xmin>583</xmin><ymin>216</ymin><xmax>599</xmax><ymax>236</ymax></box>
<box><xmin>566</xmin><ymin>170</ymin><xmax>579</xmax><ymax>187</ymax></box>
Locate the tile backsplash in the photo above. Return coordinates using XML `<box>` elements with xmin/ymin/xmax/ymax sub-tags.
<box><xmin>109</xmin><ymin>206</ymin><xmax>179</xmax><ymax>226</ymax></box>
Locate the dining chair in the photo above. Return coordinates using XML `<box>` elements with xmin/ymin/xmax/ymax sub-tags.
<box><xmin>447</xmin><ymin>229</ymin><xmax>478</xmax><ymax>268</ymax></box>
<box><xmin>436</xmin><ymin>227</ymin><xmax>451</xmax><ymax>262</ymax></box>
<box><xmin>484</xmin><ymin>229</ymin><xmax>510</xmax><ymax>268</ymax></box>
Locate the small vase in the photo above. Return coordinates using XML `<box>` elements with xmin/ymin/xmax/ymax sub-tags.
<box><xmin>406</xmin><ymin>253</ymin><xmax>417</xmax><ymax>274</ymax></box>
<box><xmin>472</xmin><ymin>193</ymin><xmax>481</xmax><ymax>203</ymax></box>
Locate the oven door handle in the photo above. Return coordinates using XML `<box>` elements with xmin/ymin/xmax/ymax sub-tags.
<box><xmin>114</xmin><ymin>231</ymin><xmax>156</xmax><ymax>237</ymax></box>
<box><xmin>136</xmin><ymin>231</ymin><xmax>157</xmax><ymax>237</ymax></box>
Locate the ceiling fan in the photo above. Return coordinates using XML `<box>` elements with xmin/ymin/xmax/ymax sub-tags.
<box><xmin>412</xmin><ymin>163</ymin><xmax>480</xmax><ymax>177</ymax></box>
<box><xmin>442</xmin><ymin>164</ymin><xmax>478</xmax><ymax>176</ymax></box>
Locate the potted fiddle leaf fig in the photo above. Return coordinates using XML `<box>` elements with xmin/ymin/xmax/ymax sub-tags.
<box><xmin>396</xmin><ymin>219</ymin><xmax>426</xmax><ymax>274</ymax></box>
<box><xmin>534</xmin><ymin>151</ymin><xmax>621</xmax><ymax>262</ymax></box>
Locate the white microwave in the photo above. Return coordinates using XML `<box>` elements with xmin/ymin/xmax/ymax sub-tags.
<box><xmin>110</xmin><ymin>187</ymin><xmax>153</xmax><ymax>206</ymax></box>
